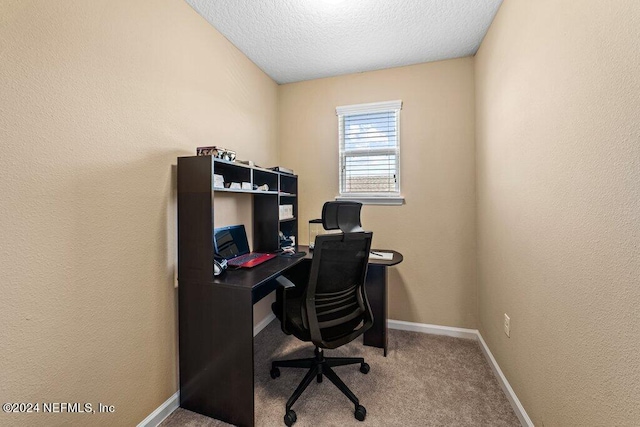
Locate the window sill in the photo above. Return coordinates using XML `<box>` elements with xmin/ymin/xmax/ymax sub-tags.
<box><xmin>335</xmin><ymin>195</ymin><xmax>405</xmax><ymax>206</ymax></box>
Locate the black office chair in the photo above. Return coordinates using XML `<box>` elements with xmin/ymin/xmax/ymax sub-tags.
<box><xmin>270</xmin><ymin>201</ymin><xmax>374</xmax><ymax>426</ymax></box>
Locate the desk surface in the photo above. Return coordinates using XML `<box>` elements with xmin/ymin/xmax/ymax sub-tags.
<box><xmin>212</xmin><ymin>254</ymin><xmax>306</xmax><ymax>289</ymax></box>
<box><xmin>212</xmin><ymin>246</ymin><xmax>403</xmax><ymax>291</ymax></box>
<box><xmin>297</xmin><ymin>245</ymin><xmax>403</xmax><ymax>266</ymax></box>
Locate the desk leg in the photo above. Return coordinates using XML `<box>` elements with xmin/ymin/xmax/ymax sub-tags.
<box><xmin>179</xmin><ymin>282</ymin><xmax>255</xmax><ymax>426</ymax></box>
<box><xmin>363</xmin><ymin>265</ymin><xmax>388</xmax><ymax>356</ymax></box>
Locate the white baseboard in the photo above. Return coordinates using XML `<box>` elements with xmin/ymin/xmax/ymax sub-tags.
<box><xmin>388</xmin><ymin>319</ymin><xmax>533</xmax><ymax>427</ymax></box>
<box><xmin>388</xmin><ymin>319</ymin><xmax>478</xmax><ymax>340</ymax></box>
<box><xmin>254</xmin><ymin>312</ymin><xmax>276</xmax><ymax>336</ymax></box>
<box><xmin>476</xmin><ymin>332</ymin><xmax>534</xmax><ymax>427</ymax></box>
<box><xmin>136</xmin><ymin>391</ymin><xmax>179</xmax><ymax>427</ymax></box>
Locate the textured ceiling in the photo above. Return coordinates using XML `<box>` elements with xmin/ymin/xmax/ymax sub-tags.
<box><xmin>185</xmin><ymin>0</ymin><xmax>503</xmax><ymax>84</ymax></box>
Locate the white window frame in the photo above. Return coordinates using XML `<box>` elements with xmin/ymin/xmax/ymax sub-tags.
<box><xmin>336</xmin><ymin>100</ymin><xmax>404</xmax><ymax>206</ymax></box>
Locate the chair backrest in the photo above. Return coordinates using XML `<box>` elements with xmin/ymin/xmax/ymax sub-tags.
<box><xmin>303</xmin><ymin>231</ymin><xmax>374</xmax><ymax>349</ymax></box>
<box><xmin>322</xmin><ymin>201</ymin><xmax>364</xmax><ymax>233</ymax></box>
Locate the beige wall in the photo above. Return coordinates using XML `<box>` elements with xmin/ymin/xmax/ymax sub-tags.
<box><xmin>278</xmin><ymin>59</ymin><xmax>477</xmax><ymax>328</ymax></box>
<box><xmin>475</xmin><ymin>0</ymin><xmax>640</xmax><ymax>425</ymax></box>
<box><xmin>0</xmin><ymin>0</ymin><xmax>278</xmax><ymax>425</ymax></box>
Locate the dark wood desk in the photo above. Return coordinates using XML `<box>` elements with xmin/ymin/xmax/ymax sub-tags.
<box><xmin>179</xmin><ymin>247</ymin><xmax>402</xmax><ymax>427</ymax></box>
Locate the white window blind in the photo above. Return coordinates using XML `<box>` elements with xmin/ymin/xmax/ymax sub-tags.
<box><xmin>337</xmin><ymin>100</ymin><xmax>403</xmax><ymax>204</ymax></box>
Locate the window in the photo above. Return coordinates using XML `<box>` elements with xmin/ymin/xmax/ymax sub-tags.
<box><xmin>336</xmin><ymin>100</ymin><xmax>403</xmax><ymax>205</ymax></box>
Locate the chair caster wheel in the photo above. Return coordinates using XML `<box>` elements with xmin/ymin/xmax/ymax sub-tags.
<box><xmin>284</xmin><ymin>409</ymin><xmax>297</xmax><ymax>426</ymax></box>
<box><xmin>355</xmin><ymin>405</ymin><xmax>366</xmax><ymax>421</ymax></box>
<box><xmin>270</xmin><ymin>367</ymin><xmax>280</xmax><ymax>379</ymax></box>
<box><xmin>360</xmin><ymin>363</ymin><xmax>370</xmax><ymax>374</ymax></box>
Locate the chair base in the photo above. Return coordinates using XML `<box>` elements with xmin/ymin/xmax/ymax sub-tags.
<box><xmin>270</xmin><ymin>347</ymin><xmax>369</xmax><ymax>425</ymax></box>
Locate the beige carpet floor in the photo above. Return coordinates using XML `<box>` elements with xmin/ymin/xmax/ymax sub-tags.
<box><xmin>162</xmin><ymin>321</ymin><xmax>520</xmax><ymax>426</ymax></box>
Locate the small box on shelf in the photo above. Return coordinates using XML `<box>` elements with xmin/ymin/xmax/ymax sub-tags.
<box><xmin>279</xmin><ymin>204</ymin><xmax>294</xmax><ymax>220</ymax></box>
<box><xmin>213</xmin><ymin>174</ymin><xmax>225</xmax><ymax>189</ymax></box>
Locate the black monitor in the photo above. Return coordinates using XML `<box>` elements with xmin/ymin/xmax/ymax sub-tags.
<box><xmin>213</xmin><ymin>225</ymin><xmax>250</xmax><ymax>260</ymax></box>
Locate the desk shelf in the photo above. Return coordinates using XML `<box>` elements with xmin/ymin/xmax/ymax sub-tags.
<box><xmin>214</xmin><ymin>187</ymin><xmax>279</xmax><ymax>195</ymax></box>
<box><xmin>278</xmin><ymin>174</ymin><xmax>298</xmax><ymax>245</ymax></box>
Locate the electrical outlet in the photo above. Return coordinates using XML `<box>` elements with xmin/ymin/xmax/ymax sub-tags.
<box><xmin>504</xmin><ymin>313</ymin><xmax>511</xmax><ymax>337</ymax></box>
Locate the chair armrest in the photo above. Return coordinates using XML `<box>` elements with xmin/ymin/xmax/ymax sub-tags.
<box><xmin>275</xmin><ymin>276</ymin><xmax>296</xmax><ymax>334</ymax></box>
<box><xmin>276</xmin><ymin>275</ymin><xmax>296</xmax><ymax>289</ymax></box>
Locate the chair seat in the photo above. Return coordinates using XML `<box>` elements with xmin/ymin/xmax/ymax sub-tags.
<box><xmin>272</xmin><ymin>298</ymin><xmax>311</xmax><ymax>342</ymax></box>
<box><xmin>272</xmin><ymin>298</ymin><xmax>366</xmax><ymax>347</ymax></box>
